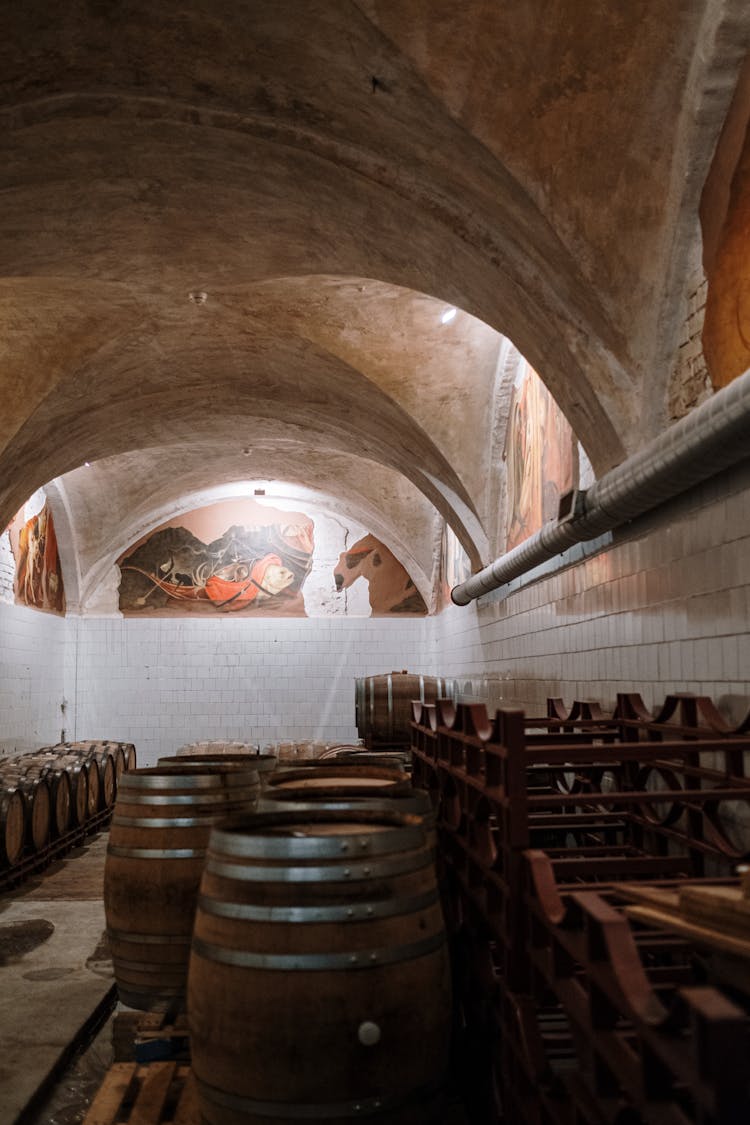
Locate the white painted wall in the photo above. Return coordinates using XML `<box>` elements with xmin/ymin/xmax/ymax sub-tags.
<box><xmin>0</xmin><ymin>601</ymin><xmax>69</xmax><ymax>754</ymax></box>
<box><xmin>433</xmin><ymin>461</ymin><xmax>750</xmax><ymax>724</ymax></box>
<box><xmin>66</xmin><ymin>616</ymin><xmax>434</xmax><ymax>764</ymax></box>
<box><xmin>2</xmin><ymin>461</ymin><xmax>750</xmax><ymax>765</ymax></box>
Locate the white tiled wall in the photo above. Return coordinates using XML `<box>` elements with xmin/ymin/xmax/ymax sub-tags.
<box><xmin>67</xmin><ymin>617</ymin><xmax>434</xmax><ymax>765</ymax></box>
<box><xmin>0</xmin><ymin>601</ymin><xmax>69</xmax><ymax>754</ymax></box>
<box><xmin>1</xmin><ymin>461</ymin><xmax>749</xmax><ymax>763</ymax></box>
<box><xmin>431</xmin><ymin>461</ymin><xmax>750</xmax><ymax>723</ymax></box>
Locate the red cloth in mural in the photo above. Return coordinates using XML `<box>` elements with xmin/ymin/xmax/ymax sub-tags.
<box><xmin>204</xmin><ymin>553</ymin><xmax>290</xmax><ymax>610</ymax></box>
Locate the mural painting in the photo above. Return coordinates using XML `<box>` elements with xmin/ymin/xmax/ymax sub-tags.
<box><xmin>118</xmin><ymin>500</ymin><xmax>314</xmax><ymax>616</ymax></box>
<box><xmin>438</xmin><ymin>523</ymin><xmax>472</xmax><ymax>610</ymax></box>
<box><xmin>505</xmin><ymin>363</ymin><xmax>577</xmax><ymax>551</ymax></box>
<box><xmin>10</xmin><ymin>501</ymin><xmax>66</xmax><ymax>614</ymax></box>
<box><xmin>333</xmin><ymin>534</ymin><xmax>427</xmax><ymax>615</ymax></box>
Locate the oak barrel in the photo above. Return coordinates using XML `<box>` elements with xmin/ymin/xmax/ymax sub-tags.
<box><xmin>104</xmin><ymin>762</ymin><xmax>261</xmax><ymax>1010</ymax></box>
<box><xmin>266</xmin><ymin>766</ymin><xmax>411</xmax><ymax>802</ymax></box>
<box><xmin>355</xmin><ymin>673</ymin><xmax>454</xmax><ymax>747</ymax></box>
<box><xmin>159</xmin><ymin>753</ymin><xmax>278</xmax><ymax>788</ymax></box>
<box><xmin>188</xmin><ymin>809</ymin><xmax>451</xmax><ymax>1124</ymax></box>
<box><xmin>23</xmin><ymin>777</ymin><xmax>51</xmax><ymax>852</ymax></box>
<box><xmin>0</xmin><ymin>788</ymin><xmax>26</xmax><ymax>868</ymax></box>
<box><xmin>45</xmin><ymin>769</ymin><xmax>72</xmax><ymax>836</ymax></box>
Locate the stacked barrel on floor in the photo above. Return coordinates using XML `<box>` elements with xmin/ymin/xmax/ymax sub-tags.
<box><xmin>0</xmin><ymin>739</ymin><xmax>136</xmax><ymax>869</ymax></box>
<box><xmin>410</xmin><ymin>691</ymin><xmax>750</xmax><ymax>1125</ymax></box>
<box><xmin>104</xmin><ymin>743</ymin><xmax>453</xmax><ymax>1122</ymax></box>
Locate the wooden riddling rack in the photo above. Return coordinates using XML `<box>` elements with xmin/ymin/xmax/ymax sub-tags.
<box><xmin>0</xmin><ymin>739</ymin><xmax>137</xmax><ymax>890</ymax></box>
<box><xmin>410</xmin><ymin>692</ymin><xmax>750</xmax><ymax>1125</ymax></box>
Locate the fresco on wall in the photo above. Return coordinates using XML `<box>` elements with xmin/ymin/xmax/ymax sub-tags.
<box><xmin>505</xmin><ymin>363</ymin><xmax>577</xmax><ymax>551</ymax></box>
<box><xmin>118</xmin><ymin>500</ymin><xmax>314</xmax><ymax>616</ymax></box>
<box><xmin>10</xmin><ymin>501</ymin><xmax>66</xmax><ymax>614</ymax></box>
<box><xmin>333</xmin><ymin>534</ymin><xmax>427</xmax><ymax>615</ymax></box>
<box><xmin>438</xmin><ymin>523</ymin><xmax>472</xmax><ymax>610</ymax></box>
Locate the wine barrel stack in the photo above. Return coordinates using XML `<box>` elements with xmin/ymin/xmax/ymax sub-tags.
<box><xmin>0</xmin><ymin>738</ymin><xmax>136</xmax><ymax>872</ymax></box>
<box><xmin>101</xmin><ymin>742</ymin><xmax>452</xmax><ymax>1122</ymax></box>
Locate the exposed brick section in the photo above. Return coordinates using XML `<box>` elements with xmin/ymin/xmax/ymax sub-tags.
<box><xmin>668</xmin><ymin>270</ymin><xmax>712</xmax><ymax>419</ymax></box>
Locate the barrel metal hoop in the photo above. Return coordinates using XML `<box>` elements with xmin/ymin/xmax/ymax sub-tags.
<box><xmin>116</xmin><ymin>790</ymin><xmax>258</xmax><ymax>807</ymax></box>
<box><xmin>107</xmin><ymin>845</ymin><xmax>207</xmax><ymax>860</ymax></box>
<box><xmin>204</xmin><ymin>848</ymin><xmax>433</xmax><ymax>883</ymax></box>
<box><xmin>197</xmin><ymin>886</ymin><xmax>439</xmax><ymax>924</ymax></box>
<box><xmin>192</xmin><ymin>929</ymin><xmax>445</xmax><ymax>971</ymax></box>
<box><xmin>107</xmin><ymin>928</ymin><xmax>191</xmax><ymax>945</ymax></box>
<box><xmin>209</xmin><ymin>823</ymin><xmax>425</xmax><ymax>860</ymax></box>
<box><xmin>196</xmin><ymin>1076</ymin><xmax>444</xmax><ymax>1118</ymax></box>
<box><xmin>112</xmin><ymin>814</ymin><xmax>230</xmax><ymax>829</ymax></box>
<box><xmin>119</xmin><ymin>771</ymin><xmax>259</xmax><ymax>791</ymax></box>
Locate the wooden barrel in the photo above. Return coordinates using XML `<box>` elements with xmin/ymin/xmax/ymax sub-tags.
<box><xmin>158</xmin><ymin>753</ymin><xmax>278</xmax><ymax>788</ymax></box>
<box><xmin>177</xmin><ymin>741</ymin><xmax>261</xmax><ymax>757</ymax></box>
<box><xmin>0</xmin><ymin>788</ymin><xmax>26</xmax><ymax>868</ymax></box>
<box><xmin>85</xmin><ymin>758</ymin><xmax>100</xmax><ymax>818</ymax></box>
<box><xmin>262</xmin><ymin>784</ymin><xmax>434</xmax><ymax>822</ymax></box>
<box><xmin>355</xmin><ymin>673</ymin><xmax>454</xmax><ymax>748</ymax></box>
<box><xmin>64</xmin><ymin>761</ymin><xmax>90</xmax><ymax>826</ymax></box>
<box><xmin>112</xmin><ymin>745</ymin><xmax>127</xmax><ymax>782</ymax></box>
<box><xmin>22</xmin><ymin>777</ymin><xmax>51</xmax><ymax>852</ymax></box>
<box><xmin>274</xmin><ymin>757</ymin><xmax>407</xmax><ymax>776</ymax></box>
<box><xmin>332</xmin><ymin>750</ymin><xmax>412</xmax><ymax>770</ymax></box>
<box><xmin>45</xmin><ymin>769</ymin><xmax>72</xmax><ymax>837</ymax></box>
<box><xmin>1</xmin><ymin>766</ymin><xmax>51</xmax><ymax>853</ymax></box>
<box><xmin>84</xmin><ymin>749</ymin><xmax>116</xmax><ymax>810</ymax></box>
<box><xmin>267</xmin><ymin>766</ymin><xmax>411</xmax><ymax>802</ymax></box>
<box><xmin>104</xmin><ymin>762</ymin><xmax>261</xmax><ymax>1010</ymax></box>
<box><xmin>188</xmin><ymin>809</ymin><xmax>451</xmax><ymax>1124</ymax></box>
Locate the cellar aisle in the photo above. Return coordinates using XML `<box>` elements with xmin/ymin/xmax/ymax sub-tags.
<box><xmin>0</xmin><ymin>835</ymin><xmax>114</xmax><ymax>1123</ymax></box>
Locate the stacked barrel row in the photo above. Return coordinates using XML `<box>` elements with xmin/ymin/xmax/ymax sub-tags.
<box><xmin>0</xmin><ymin>739</ymin><xmax>136</xmax><ymax>869</ymax></box>
<box><xmin>104</xmin><ymin>745</ymin><xmax>451</xmax><ymax>1123</ymax></box>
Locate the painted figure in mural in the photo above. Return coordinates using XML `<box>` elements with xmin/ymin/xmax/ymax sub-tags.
<box><xmin>13</xmin><ymin>503</ymin><xmax>65</xmax><ymax>614</ymax></box>
<box><xmin>333</xmin><ymin>534</ymin><xmax>427</xmax><ymax>615</ymax></box>
<box><xmin>505</xmin><ymin>365</ymin><xmax>576</xmax><ymax>551</ymax></box>
<box><xmin>119</xmin><ymin>520</ymin><xmax>312</xmax><ymax>614</ymax></box>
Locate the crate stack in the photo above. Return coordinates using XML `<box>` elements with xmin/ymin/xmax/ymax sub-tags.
<box><xmin>410</xmin><ymin>691</ymin><xmax>750</xmax><ymax>1125</ymax></box>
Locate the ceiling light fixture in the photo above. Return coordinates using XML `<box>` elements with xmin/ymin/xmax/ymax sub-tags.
<box><xmin>441</xmin><ymin>306</ymin><xmax>457</xmax><ymax>325</ymax></box>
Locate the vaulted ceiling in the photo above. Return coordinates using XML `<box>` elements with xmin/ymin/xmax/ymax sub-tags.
<box><xmin>1</xmin><ymin>1</ymin><xmax>747</xmax><ymax>609</ymax></box>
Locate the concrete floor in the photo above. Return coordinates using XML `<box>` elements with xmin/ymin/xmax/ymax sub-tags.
<box><xmin>0</xmin><ymin>834</ymin><xmax>114</xmax><ymax>1124</ymax></box>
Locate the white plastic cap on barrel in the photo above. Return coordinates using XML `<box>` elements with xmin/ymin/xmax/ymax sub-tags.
<box><xmin>357</xmin><ymin>1020</ymin><xmax>382</xmax><ymax>1046</ymax></box>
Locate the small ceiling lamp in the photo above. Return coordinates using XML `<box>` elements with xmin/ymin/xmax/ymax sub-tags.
<box><xmin>441</xmin><ymin>306</ymin><xmax>457</xmax><ymax>325</ymax></box>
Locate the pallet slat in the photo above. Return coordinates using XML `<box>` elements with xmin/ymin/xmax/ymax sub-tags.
<box><xmin>83</xmin><ymin>1064</ymin><xmax>198</xmax><ymax>1125</ymax></box>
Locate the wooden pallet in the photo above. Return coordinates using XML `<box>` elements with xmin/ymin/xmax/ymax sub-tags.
<box><xmin>112</xmin><ymin>1011</ymin><xmax>190</xmax><ymax>1063</ymax></box>
<box><xmin>84</xmin><ymin>1062</ymin><xmax>469</xmax><ymax>1124</ymax></box>
<box><xmin>83</xmin><ymin>1062</ymin><xmax>198</xmax><ymax>1125</ymax></box>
